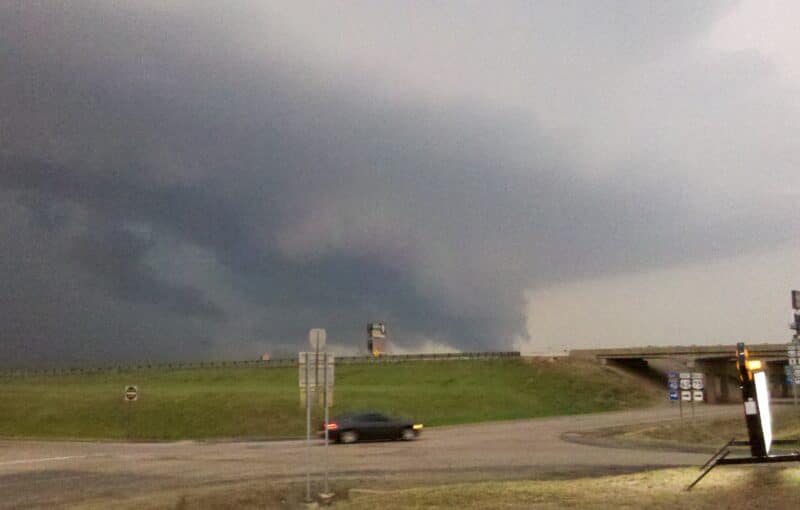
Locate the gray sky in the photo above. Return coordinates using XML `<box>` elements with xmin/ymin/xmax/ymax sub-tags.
<box><xmin>1</xmin><ymin>1</ymin><xmax>799</xmax><ymax>366</ymax></box>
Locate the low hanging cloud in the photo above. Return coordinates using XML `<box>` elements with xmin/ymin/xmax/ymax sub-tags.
<box><xmin>1</xmin><ymin>1</ymin><xmax>798</xmax><ymax>366</ymax></box>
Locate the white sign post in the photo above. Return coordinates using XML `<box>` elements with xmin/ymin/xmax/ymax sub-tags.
<box><xmin>322</xmin><ymin>352</ymin><xmax>334</xmax><ymax>497</ymax></box>
<box><xmin>123</xmin><ymin>385</ymin><xmax>137</xmax><ymax>440</ymax></box>
<box><xmin>309</xmin><ymin>328</ymin><xmax>326</xmax><ymax>351</ymax></box>
<box><xmin>300</xmin><ymin>329</ymin><xmax>334</xmax><ymax>502</ymax></box>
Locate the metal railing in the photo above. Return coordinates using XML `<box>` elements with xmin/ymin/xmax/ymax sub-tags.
<box><xmin>0</xmin><ymin>351</ymin><xmax>521</xmax><ymax>377</ymax></box>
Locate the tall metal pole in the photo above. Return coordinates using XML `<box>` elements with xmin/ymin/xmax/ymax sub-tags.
<box><xmin>323</xmin><ymin>352</ymin><xmax>330</xmax><ymax>495</ymax></box>
<box><xmin>305</xmin><ymin>353</ymin><xmax>311</xmax><ymax>502</ymax></box>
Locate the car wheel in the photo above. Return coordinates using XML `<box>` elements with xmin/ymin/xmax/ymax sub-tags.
<box><xmin>401</xmin><ymin>428</ymin><xmax>416</xmax><ymax>441</ymax></box>
<box><xmin>340</xmin><ymin>430</ymin><xmax>359</xmax><ymax>444</ymax></box>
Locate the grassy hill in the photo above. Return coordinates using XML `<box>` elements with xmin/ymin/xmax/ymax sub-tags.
<box><xmin>0</xmin><ymin>358</ymin><xmax>661</xmax><ymax>440</ymax></box>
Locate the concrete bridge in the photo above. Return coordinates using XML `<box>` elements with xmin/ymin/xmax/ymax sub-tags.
<box><xmin>570</xmin><ymin>343</ymin><xmax>793</xmax><ymax>404</ymax></box>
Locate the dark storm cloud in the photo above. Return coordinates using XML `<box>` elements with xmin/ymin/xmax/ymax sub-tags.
<box><xmin>69</xmin><ymin>222</ymin><xmax>225</xmax><ymax>320</ymax></box>
<box><xmin>0</xmin><ymin>1</ymin><xmax>797</xmax><ymax>365</ymax></box>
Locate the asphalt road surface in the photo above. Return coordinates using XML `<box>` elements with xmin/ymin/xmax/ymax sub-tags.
<box><xmin>0</xmin><ymin>405</ymin><xmax>740</xmax><ymax>509</ymax></box>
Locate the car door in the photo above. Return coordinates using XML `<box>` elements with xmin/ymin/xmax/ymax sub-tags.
<box><xmin>357</xmin><ymin>413</ymin><xmax>384</xmax><ymax>440</ymax></box>
<box><xmin>368</xmin><ymin>413</ymin><xmax>395</xmax><ymax>439</ymax></box>
<box><xmin>350</xmin><ymin>414</ymin><xmax>373</xmax><ymax>440</ymax></box>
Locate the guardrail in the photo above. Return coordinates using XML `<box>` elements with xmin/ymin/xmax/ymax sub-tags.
<box><xmin>569</xmin><ymin>343</ymin><xmax>789</xmax><ymax>361</ymax></box>
<box><xmin>0</xmin><ymin>351</ymin><xmax>521</xmax><ymax>377</ymax></box>
<box><xmin>336</xmin><ymin>351</ymin><xmax>520</xmax><ymax>364</ymax></box>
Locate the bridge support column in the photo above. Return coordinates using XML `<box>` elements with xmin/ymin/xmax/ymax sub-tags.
<box><xmin>695</xmin><ymin>359</ymin><xmax>736</xmax><ymax>404</ymax></box>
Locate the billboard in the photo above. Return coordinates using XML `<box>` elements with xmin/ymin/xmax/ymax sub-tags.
<box><xmin>367</xmin><ymin>322</ymin><xmax>387</xmax><ymax>356</ymax></box>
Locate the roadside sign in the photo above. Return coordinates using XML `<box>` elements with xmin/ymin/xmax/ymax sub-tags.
<box><xmin>124</xmin><ymin>385</ymin><xmax>138</xmax><ymax>402</ymax></box>
<box><xmin>693</xmin><ymin>390</ymin><xmax>704</xmax><ymax>402</ymax></box>
<box><xmin>299</xmin><ymin>353</ymin><xmax>334</xmax><ymax>388</ymax></box>
<box><xmin>679</xmin><ymin>372</ymin><xmax>694</xmax><ymax>391</ymax></box>
<box><xmin>669</xmin><ymin>390</ymin><xmax>679</xmax><ymax>401</ymax></box>
<box><xmin>668</xmin><ymin>372</ymin><xmax>679</xmax><ymax>390</ymax></box>
<box><xmin>681</xmin><ymin>390</ymin><xmax>692</xmax><ymax>401</ymax></box>
<box><xmin>299</xmin><ymin>352</ymin><xmax>335</xmax><ymax>407</ymax></box>
<box><xmin>300</xmin><ymin>346</ymin><xmax>336</xmax><ymax>501</ymax></box>
<box><xmin>309</xmin><ymin>328</ymin><xmax>326</xmax><ymax>350</ymax></box>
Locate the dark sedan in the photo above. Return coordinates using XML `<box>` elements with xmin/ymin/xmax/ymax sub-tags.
<box><xmin>320</xmin><ymin>412</ymin><xmax>423</xmax><ymax>443</ymax></box>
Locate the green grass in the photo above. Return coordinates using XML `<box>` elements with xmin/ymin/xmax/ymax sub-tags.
<box><xmin>0</xmin><ymin>359</ymin><xmax>660</xmax><ymax>440</ymax></box>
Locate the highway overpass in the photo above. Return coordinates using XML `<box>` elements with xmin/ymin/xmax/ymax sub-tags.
<box><xmin>570</xmin><ymin>343</ymin><xmax>793</xmax><ymax>403</ymax></box>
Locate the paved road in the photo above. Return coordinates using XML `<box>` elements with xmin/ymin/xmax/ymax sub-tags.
<box><xmin>0</xmin><ymin>405</ymin><xmax>739</xmax><ymax>509</ymax></box>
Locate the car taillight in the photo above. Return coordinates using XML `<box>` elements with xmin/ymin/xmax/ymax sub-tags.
<box><xmin>327</xmin><ymin>422</ymin><xmax>338</xmax><ymax>430</ymax></box>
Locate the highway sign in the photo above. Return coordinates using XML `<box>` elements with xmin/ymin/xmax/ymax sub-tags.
<box><xmin>299</xmin><ymin>352</ymin><xmax>334</xmax><ymax>407</ymax></box>
<box><xmin>679</xmin><ymin>372</ymin><xmax>691</xmax><ymax>380</ymax></box>
<box><xmin>299</xmin><ymin>352</ymin><xmax>334</xmax><ymax>388</ymax></box>
<box><xmin>680</xmin><ymin>379</ymin><xmax>692</xmax><ymax>390</ymax></box>
<box><xmin>693</xmin><ymin>390</ymin><xmax>704</xmax><ymax>402</ymax></box>
<box><xmin>681</xmin><ymin>390</ymin><xmax>692</xmax><ymax>401</ymax></box>
<box><xmin>691</xmin><ymin>373</ymin><xmax>704</xmax><ymax>390</ymax></box>
<box><xmin>309</xmin><ymin>328</ymin><xmax>326</xmax><ymax>350</ymax></box>
<box><xmin>669</xmin><ymin>390</ymin><xmax>679</xmax><ymax>401</ymax></box>
<box><xmin>124</xmin><ymin>385</ymin><xmax>138</xmax><ymax>402</ymax></box>
<box><xmin>667</xmin><ymin>372</ymin><xmax>679</xmax><ymax>390</ymax></box>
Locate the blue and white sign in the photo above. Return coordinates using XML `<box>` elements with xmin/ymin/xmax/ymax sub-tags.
<box><xmin>669</xmin><ymin>390</ymin><xmax>679</xmax><ymax>401</ymax></box>
<box><xmin>668</xmin><ymin>372</ymin><xmax>679</xmax><ymax>390</ymax></box>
